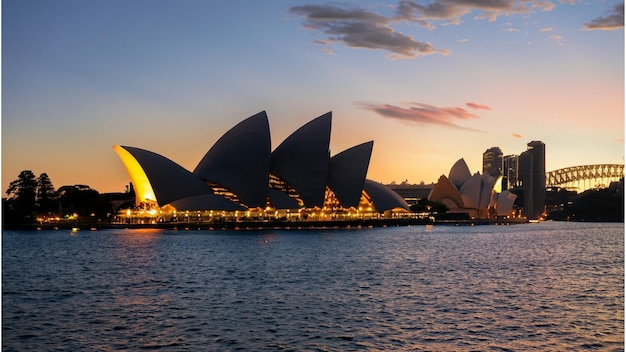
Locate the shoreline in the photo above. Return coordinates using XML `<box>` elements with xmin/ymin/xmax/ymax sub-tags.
<box><xmin>4</xmin><ymin>218</ymin><xmax>532</xmax><ymax>231</ymax></box>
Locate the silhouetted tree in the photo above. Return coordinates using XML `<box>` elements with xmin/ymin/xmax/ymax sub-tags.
<box><xmin>36</xmin><ymin>173</ymin><xmax>56</xmax><ymax>213</ymax></box>
<box><xmin>56</xmin><ymin>185</ymin><xmax>101</xmax><ymax>217</ymax></box>
<box><xmin>570</xmin><ymin>187</ymin><xmax>624</xmax><ymax>222</ymax></box>
<box><xmin>5</xmin><ymin>170</ymin><xmax>38</xmax><ymax>223</ymax></box>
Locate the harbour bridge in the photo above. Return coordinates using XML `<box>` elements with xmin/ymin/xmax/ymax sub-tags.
<box><xmin>546</xmin><ymin>164</ymin><xmax>624</xmax><ymax>191</ymax></box>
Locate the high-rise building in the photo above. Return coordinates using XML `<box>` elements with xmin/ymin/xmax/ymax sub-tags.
<box><xmin>518</xmin><ymin>141</ymin><xmax>546</xmax><ymax>220</ymax></box>
<box><xmin>482</xmin><ymin>147</ymin><xmax>503</xmax><ymax>177</ymax></box>
<box><xmin>502</xmin><ymin>154</ymin><xmax>519</xmax><ymax>190</ymax></box>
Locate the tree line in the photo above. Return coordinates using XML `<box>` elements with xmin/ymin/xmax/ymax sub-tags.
<box><xmin>3</xmin><ymin>170</ymin><xmax>133</xmax><ymax>224</ymax></box>
<box><xmin>545</xmin><ymin>183</ymin><xmax>624</xmax><ymax>222</ymax></box>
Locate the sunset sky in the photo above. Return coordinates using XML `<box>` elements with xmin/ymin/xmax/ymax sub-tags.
<box><xmin>3</xmin><ymin>0</ymin><xmax>624</xmax><ymax>194</ymax></box>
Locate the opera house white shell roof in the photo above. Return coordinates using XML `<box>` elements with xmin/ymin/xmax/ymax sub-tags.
<box><xmin>428</xmin><ymin>158</ymin><xmax>517</xmax><ymax>218</ymax></box>
<box><xmin>114</xmin><ymin>111</ymin><xmax>409</xmax><ymax>213</ymax></box>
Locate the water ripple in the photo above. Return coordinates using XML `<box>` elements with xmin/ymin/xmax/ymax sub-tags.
<box><xmin>3</xmin><ymin>222</ymin><xmax>623</xmax><ymax>351</ymax></box>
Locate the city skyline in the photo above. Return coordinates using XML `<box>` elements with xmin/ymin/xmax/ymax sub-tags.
<box><xmin>3</xmin><ymin>0</ymin><xmax>624</xmax><ymax>194</ymax></box>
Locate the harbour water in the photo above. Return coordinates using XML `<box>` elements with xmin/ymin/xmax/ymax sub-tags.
<box><xmin>2</xmin><ymin>222</ymin><xmax>624</xmax><ymax>351</ymax></box>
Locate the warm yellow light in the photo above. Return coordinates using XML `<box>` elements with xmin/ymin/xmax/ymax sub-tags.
<box><xmin>113</xmin><ymin>145</ymin><xmax>157</xmax><ymax>206</ymax></box>
<box><xmin>493</xmin><ymin>176</ymin><xmax>502</xmax><ymax>193</ymax></box>
<box><xmin>493</xmin><ymin>176</ymin><xmax>503</xmax><ymax>194</ymax></box>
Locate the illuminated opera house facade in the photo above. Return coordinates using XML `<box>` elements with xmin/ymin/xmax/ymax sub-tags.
<box><xmin>428</xmin><ymin>158</ymin><xmax>518</xmax><ymax>219</ymax></box>
<box><xmin>114</xmin><ymin>111</ymin><xmax>409</xmax><ymax>223</ymax></box>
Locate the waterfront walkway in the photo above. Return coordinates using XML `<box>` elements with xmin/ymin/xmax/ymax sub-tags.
<box><xmin>6</xmin><ymin>217</ymin><xmax>530</xmax><ymax>231</ymax></box>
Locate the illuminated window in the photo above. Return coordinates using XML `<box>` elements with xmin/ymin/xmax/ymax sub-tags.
<box><xmin>322</xmin><ymin>187</ymin><xmax>343</xmax><ymax>211</ymax></box>
<box><xmin>358</xmin><ymin>191</ymin><xmax>376</xmax><ymax>212</ymax></box>
<box><xmin>268</xmin><ymin>173</ymin><xmax>304</xmax><ymax>207</ymax></box>
<box><xmin>206</xmin><ymin>181</ymin><xmax>246</xmax><ymax>207</ymax></box>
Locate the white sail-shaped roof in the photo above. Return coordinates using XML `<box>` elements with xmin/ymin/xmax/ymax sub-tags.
<box><xmin>478</xmin><ymin>174</ymin><xmax>498</xmax><ymax>209</ymax></box>
<box><xmin>193</xmin><ymin>111</ymin><xmax>271</xmax><ymax>208</ymax></box>
<box><xmin>113</xmin><ymin>145</ymin><xmax>213</xmax><ymax>206</ymax></box>
<box><xmin>496</xmin><ymin>190</ymin><xmax>517</xmax><ymax>216</ymax></box>
<box><xmin>114</xmin><ymin>111</ymin><xmax>405</xmax><ymax>215</ymax></box>
<box><xmin>459</xmin><ymin>174</ymin><xmax>482</xmax><ymax>210</ymax></box>
<box><xmin>429</xmin><ymin>159</ymin><xmax>520</xmax><ymax>218</ymax></box>
<box><xmin>428</xmin><ymin>175</ymin><xmax>464</xmax><ymax>209</ymax></box>
<box><xmin>363</xmin><ymin>179</ymin><xmax>410</xmax><ymax>212</ymax></box>
<box><xmin>449</xmin><ymin>158</ymin><xmax>472</xmax><ymax>189</ymax></box>
<box><xmin>271</xmin><ymin>112</ymin><xmax>332</xmax><ymax>208</ymax></box>
<box><xmin>328</xmin><ymin>141</ymin><xmax>373</xmax><ymax>209</ymax></box>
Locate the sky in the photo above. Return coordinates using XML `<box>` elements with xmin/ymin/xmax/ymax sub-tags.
<box><xmin>2</xmin><ymin>0</ymin><xmax>624</xmax><ymax>194</ymax></box>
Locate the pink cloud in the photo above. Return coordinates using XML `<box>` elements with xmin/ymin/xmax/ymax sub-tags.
<box><xmin>360</xmin><ymin>101</ymin><xmax>482</xmax><ymax>131</ymax></box>
<box><xmin>512</xmin><ymin>133</ymin><xmax>523</xmax><ymax>138</ymax></box>
<box><xmin>466</xmin><ymin>102</ymin><xmax>492</xmax><ymax>110</ymax></box>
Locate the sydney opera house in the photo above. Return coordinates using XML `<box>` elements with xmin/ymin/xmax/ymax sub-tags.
<box><xmin>114</xmin><ymin>111</ymin><xmax>409</xmax><ymax>223</ymax></box>
<box><xmin>428</xmin><ymin>158</ymin><xmax>518</xmax><ymax>219</ymax></box>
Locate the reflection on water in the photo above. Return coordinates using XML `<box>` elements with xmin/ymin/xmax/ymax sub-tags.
<box><xmin>259</xmin><ymin>233</ymin><xmax>277</xmax><ymax>247</ymax></box>
<box><xmin>2</xmin><ymin>222</ymin><xmax>624</xmax><ymax>351</ymax></box>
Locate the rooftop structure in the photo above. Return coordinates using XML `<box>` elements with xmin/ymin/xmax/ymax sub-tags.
<box><xmin>428</xmin><ymin>158</ymin><xmax>517</xmax><ymax>219</ymax></box>
<box><xmin>482</xmin><ymin>147</ymin><xmax>503</xmax><ymax>177</ymax></box>
<box><xmin>113</xmin><ymin>111</ymin><xmax>409</xmax><ymax>222</ymax></box>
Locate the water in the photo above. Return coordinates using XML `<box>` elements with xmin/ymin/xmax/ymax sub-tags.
<box><xmin>3</xmin><ymin>222</ymin><xmax>623</xmax><ymax>351</ymax></box>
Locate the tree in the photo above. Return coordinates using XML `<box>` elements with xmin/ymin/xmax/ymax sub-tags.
<box><xmin>570</xmin><ymin>187</ymin><xmax>624</xmax><ymax>222</ymax></box>
<box><xmin>37</xmin><ymin>173</ymin><xmax>56</xmax><ymax>213</ymax></box>
<box><xmin>5</xmin><ymin>170</ymin><xmax>38</xmax><ymax>222</ymax></box>
<box><xmin>56</xmin><ymin>185</ymin><xmax>101</xmax><ymax>217</ymax></box>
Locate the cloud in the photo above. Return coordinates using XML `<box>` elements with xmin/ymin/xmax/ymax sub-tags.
<box><xmin>532</xmin><ymin>1</ymin><xmax>556</xmax><ymax>12</ymax></box>
<box><xmin>394</xmin><ymin>0</ymin><xmax>472</xmax><ymax>26</ymax></box>
<box><xmin>289</xmin><ymin>5</ymin><xmax>450</xmax><ymax>59</ymax></box>
<box><xmin>360</xmin><ymin>101</ymin><xmax>484</xmax><ymax>131</ymax></box>
<box><xmin>466</xmin><ymin>102</ymin><xmax>491</xmax><ymax>110</ymax></box>
<box><xmin>512</xmin><ymin>133</ymin><xmax>523</xmax><ymax>138</ymax></box>
<box><xmin>290</xmin><ymin>1</ymin><xmax>618</xmax><ymax>60</ymax></box>
<box><xmin>583</xmin><ymin>3</ymin><xmax>624</xmax><ymax>31</ymax></box>
<box><xmin>394</xmin><ymin>0</ymin><xmax>557</xmax><ymax>26</ymax></box>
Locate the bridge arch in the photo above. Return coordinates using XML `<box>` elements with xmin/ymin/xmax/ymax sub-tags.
<box><xmin>546</xmin><ymin>164</ymin><xmax>624</xmax><ymax>190</ymax></box>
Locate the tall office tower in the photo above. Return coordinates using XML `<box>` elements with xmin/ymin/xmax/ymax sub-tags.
<box><xmin>502</xmin><ymin>154</ymin><xmax>519</xmax><ymax>190</ymax></box>
<box><xmin>518</xmin><ymin>141</ymin><xmax>546</xmax><ymax>220</ymax></box>
<box><xmin>482</xmin><ymin>147</ymin><xmax>503</xmax><ymax>177</ymax></box>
